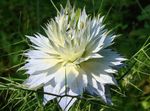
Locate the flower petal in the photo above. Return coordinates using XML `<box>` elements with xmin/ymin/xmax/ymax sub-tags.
<box><xmin>43</xmin><ymin>80</ymin><xmax>56</xmax><ymax>105</ymax></box>
<box><xmin>92</xmin><ymin>73</ymin><xmax>117</xmax><ymax>85</ymax></box>
<box><xmin>58</xmin><ymin>90</ymin><xmax>77</xmax><ymax>111</ymax></box>
<box><xmin>54</xmin><ymin>67</ymin><xmax>66</xmax><ymax>84</ymax></box>
<box><xmin>69</xmin><ymin>74</ymin><xmax>84</xmax><ymax>95</ymax></box>
<box><xmin>23</xmin><ymin>73</ymin><xmax>47</xmax><ymax>89</ymax></box>
<box><xmin>27</xmin><ymin>34</ymin><xmax>51</xmax><ymax>50</ymax></box>
<box><xmin>66</xmin><ymin>64</ymin><xmax>79</xmax><ymax>87</ymax></box>
<box><xmin>22</xmin><ymin>58</ymin><xmax>60</xmax><ymax>75</ymax></box>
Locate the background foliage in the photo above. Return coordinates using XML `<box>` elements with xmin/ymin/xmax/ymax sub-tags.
<box><xmin>0</xmin><ymin>0</ymin><xmax>150</xmax><ymax>111</ymax></box>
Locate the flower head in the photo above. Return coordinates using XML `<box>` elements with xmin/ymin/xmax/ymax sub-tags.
<box><xmin>21</xmin><ymin>3</ymin><xmax>126</xmax><ymax>111</ymax></box>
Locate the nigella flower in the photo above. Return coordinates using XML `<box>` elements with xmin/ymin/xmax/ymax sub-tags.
<box><xmin>20</xmin><ymin>3</ymin><xmax>126</xmax><ymax>111</ymax></box>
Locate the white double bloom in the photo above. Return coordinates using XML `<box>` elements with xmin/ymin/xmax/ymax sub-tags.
<box><xmin>21</xmin><ymin>4</ymin><xmax>126</xmax><ymax>111</ymax></box>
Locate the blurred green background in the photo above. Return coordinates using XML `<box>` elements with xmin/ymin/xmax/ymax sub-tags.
<box><xmin>0</xmin><ymin>0</ymin><xmax>150</xmax><ymax>111</ymax></box>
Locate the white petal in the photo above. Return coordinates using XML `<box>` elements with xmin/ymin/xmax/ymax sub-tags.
<box><xmin>25</xmin><ymin>50</ymin><xmax>54</xmax><ymax>59</ymax></box>
<box><xmin>80</xmin><ymin>58</ymin><xmax>117</xmax><ymax>85</ymax></box>
<box><xmin>59</xmin><ymin>97</ymin><xmax>76</xmax><ymax>111</ymax></box>
<box><xmin>80</xmin><ymin>59</ymin><xmax>108</xmax><ymax>76</ymax></box>
<box><xmin>86</xmin><ymin>77</ymin><xmax>107</xmax><ymax>103</ymax></box>
<box><xmin>52</xmin><ymin>83</ymin><xmax>66</xmax><ymax>96</ymax></box>
<box><xmin>92</xmin><ymin>74</ymin><xmax>117</xmax><ymax>85</ymax></box>
<box><xmin>100</xmin><ymin>49</ymin><xmax>125</xmax><ymax>64</ymax></box>
<box><xmin>23</xmin><ymin>58</ymin><xmax>60</xmax><ymax>74</ymax></box>
<box><xmin>23</xmin><ymin>73</ymin><xmax>47</xmax><ymax>89</ymax></box>
<box><xmin>89</xmin><ymin>53</ymin><xmax>103</xmax><ymax>58</ymax></box>
<box><xmin>81</xmin><ymin>73</ymin><xmax>88</xmax><ymax>87</ymax></box>
<box><xmin>23</xmin><ymin>64</ymin><xmax>61</xmax><ymax>89</ymax></box>
<box><xmin>86</xmin><ymin>78</ymin><xmax>107</xmax><ymax>102</ymax></box>
<box><xmin>115</xmin><ymin>57</ymin><xmax>127</xmax><ymax>61</ymax></box>
<box><xmin>75</xmin><ymin>53</ymin><xmax>103</xmax><ymax>64</ymax></box>
<box><xmin>44</xmin><ymin>63</ymin><xmax>62</xmax><ymax>83</ymax></box>
<box><xmin>27</xmin><ymin>34</ymin><xmax>51</xmax><ymax>49</ymax></box>
<box><xmin>105</xmin><ymin>68</ymin><xmax>117</xmax><ymax>73</ymax></box>
<box><xmin>111</xmin><ymin>61</ymin><xmax>122</xmax><ymax>66</ymax></box>
<box><xmin>58</xmin><ymin>90</ymin><xmax>77</xmax><ymax>111</ymax></box>
<box><xmin>54</xmin><ymin>67</ymin><xmax>66</xmax><ymax>84</ymax></box>
<box><xmin>44</xmin><ymin>83</ymin><xmax>65</xmax><ymax>105</ymax></box>
<box><xmin>103</xmin><ymin>35</ymin><xmax>116</xmax><ymax>48</ymax></box>
<box><xmin>43</xmin><ymin>83</ymin><xmax>55</xmax><ymax>105</ymax></box>
<box><xmin>44</xmin><ymin>74</ymin><xmax>55</xmax><ymax>84</ymax></box>
<box><xmin>86</xmin><ymin>37</ymin><xmax>103</xmax><ymax>53</ymax></box>
<box><xmin>69</xmin><ymin>74</ymin><xmax>84</xmax><ymax>95</ymax></box>
<box><xmin>28</xmin><ymin>34</ymin><xmax>59</xmax><ymax>54</ymax></box>
<box><xmin>66</xmin><ymin>64</ymin><xmax>79</xmax><ymax>87</ymax></box>
<box><xmin>95</xmin><ymin>83</ymin><xmax>107</xmax><ymax>103</ymax></box>
<box><xmin>78</xmin><ymin>8</ymin><xmax>88</xmax><ymax>30</ymax></box>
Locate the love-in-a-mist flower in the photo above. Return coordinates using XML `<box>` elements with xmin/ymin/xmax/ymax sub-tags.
<box><xmin>21</xmin><ymin>3</ymin><xmax>126</xmax><ymax>111</ymax></box>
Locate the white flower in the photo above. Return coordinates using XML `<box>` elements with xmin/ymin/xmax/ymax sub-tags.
<box><xmin>21</xmin><ymin>3</ymin><xmax>126</xmax><ymax>111</ymax></box>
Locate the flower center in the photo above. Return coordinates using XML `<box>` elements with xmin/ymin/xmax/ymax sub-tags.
<box><xmin>59</xmin><ymin>47</ymin><xmax>85</xmax><ymax>64</ymax></box>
